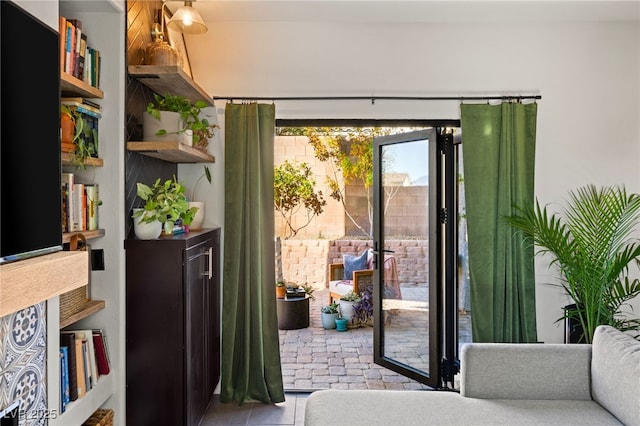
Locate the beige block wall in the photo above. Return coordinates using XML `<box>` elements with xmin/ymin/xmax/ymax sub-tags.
<box><xmin>274</xmin><ymin>136</ymin><xmax>345</xmax><ymax>239</ymax></box>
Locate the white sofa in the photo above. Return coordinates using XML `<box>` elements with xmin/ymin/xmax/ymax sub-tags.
<box><xmin>304</xmin><ymin>325</ymin><xmax>639</xmax><ymax>425</ymax></box>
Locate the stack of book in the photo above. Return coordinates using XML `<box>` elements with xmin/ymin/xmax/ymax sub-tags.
<box><xmin>59</xmin><ymin>16</ymin><xmax>101</xmax><ymax>88</ymax></box>
<box><xmin>59</xmin><ymin>329</ymin><xmax>111</xmax><ymax>413</ymax></box>
<box><xmin>61</xmin><ymin>97</ymin><xmax>101</xmax><ymax>156</ymax></box>
<box><xmin>61</xmin><ymin>173</ymin><xmax>99</xmax><ymax>232</ymax></box>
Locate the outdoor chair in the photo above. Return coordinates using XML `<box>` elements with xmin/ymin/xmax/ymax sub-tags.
<box><xmin>328</xmin><ymin>255</ymin><xmax>401</xmax><ymax>304</ymax></box>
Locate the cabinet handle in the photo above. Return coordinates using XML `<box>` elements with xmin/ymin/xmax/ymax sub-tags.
<box><xmin>203</xmin><ymin>246</ymin><xmax>213</xmax><ymax>279</ymax></box>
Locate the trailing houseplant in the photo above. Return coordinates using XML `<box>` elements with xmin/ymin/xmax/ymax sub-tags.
<box><xmin>145</xmin><ymin>92</ymin><xmax>218</xmax><ymax>149</ymax></box>
<box><xmin>132</xmin><ymin>176</ymin><xmax>197</xmax><ymax>233</ymax></box>
<box><xmin>61</xmin><ymin>104</ymin><xmax>98</xmax><ymax>168</ymax></box>
<box><xmin>506</xmin><ymin>184</ymin><xmax>640</xmax><ymax>343</ymax></box>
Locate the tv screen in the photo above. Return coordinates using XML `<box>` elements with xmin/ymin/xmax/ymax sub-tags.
<box><xmin>1</xmin><ymin>1</ymin><xmax>62</xmax><ymax>263</ymax></box>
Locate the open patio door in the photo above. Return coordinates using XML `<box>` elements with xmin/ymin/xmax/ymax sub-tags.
<box><xmin>372</xmin><ymin>128</ymin><xmax>458</xmax><ymax>389</ymax></box>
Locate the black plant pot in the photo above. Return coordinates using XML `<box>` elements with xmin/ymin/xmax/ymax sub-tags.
<box><xmin>563</xmin><ymin>303</ymin><xmax>586</xmax><ymax>343</ymax></box>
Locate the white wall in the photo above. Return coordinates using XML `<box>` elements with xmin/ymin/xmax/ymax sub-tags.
<box><xmin>185</xmin><ymin>18</ymin><xmax>640</xmax><ymax>343</ymax></box>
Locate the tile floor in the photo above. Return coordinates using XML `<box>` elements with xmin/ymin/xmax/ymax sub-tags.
<box><xmin>201</xmin><ymin>393</ymin><xmax>309</xmax><ymax>426</ymax></box>
<box><xmin>201</xmin><ymin>284</ymin><xmax>472</xmax><ymax>424</ymax></box>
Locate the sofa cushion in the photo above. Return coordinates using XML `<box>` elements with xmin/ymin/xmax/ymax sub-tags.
<box><xmin>461</xmin><ymin>342</ymin><xmax>592</xmax><ymax>400</ymax></box>
<box><xmin>305</xmin><ymin>389</ymin><xmax>622</xmax><ymax>426</ymax></box>
<box><xmin>343</xmin><ymin>250</ymin><xmax>368</xmax><ymax>280</ymax></box>
<box><xmin>591</xmin><ymin>325</ymin><xmax>640</xmax><ymax>426</ymax></box>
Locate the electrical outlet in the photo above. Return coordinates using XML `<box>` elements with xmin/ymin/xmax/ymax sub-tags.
<box><xmin>91</xmin><ymin>249</ymin><xmax>105</xmax><ymax>270</ymax></box>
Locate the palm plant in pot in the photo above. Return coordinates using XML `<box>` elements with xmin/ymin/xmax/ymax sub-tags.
<box><xmin>144</xmin><ymin>92</ymin><xmax>218</xmax><ymax>150</ymax></box>
<box><xmin>132</xmin><ymin>176</ymin><xmax>198</xmax><ymax>239</ymax></box>
<box><xmin>507</xmin><ymin>185</ymin><xmax>640</xmax><ymax>343</ymax></box>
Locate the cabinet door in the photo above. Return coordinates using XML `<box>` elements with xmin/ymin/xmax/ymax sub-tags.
<box><xmin>185</xmin><ymin>240</ymin><xmax>210</xmax><ymax>426</ymax></box>
<box><xmin>205</xmin><ymin>229</ymin><xmax>220</xmax><ymax>398</ymax></box>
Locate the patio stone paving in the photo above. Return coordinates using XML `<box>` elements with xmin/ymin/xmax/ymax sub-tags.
<box><xmin>278</xmin><ymin>285</ymin><xmax>471</xmax><ymax>391</ymax></box>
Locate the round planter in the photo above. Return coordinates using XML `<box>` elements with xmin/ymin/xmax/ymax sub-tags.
<box><xmin>321</xmin><ymin>312</ymin><xmax>339</xmax><ymax>330</ymax></box>
<box><xmin>143</xmin><ymin>111</ymin><xmax>183</xmax><ymax>142</ymax></box>
<box><xmin>335</xmin><ymin>318</ymin><xmax>348</xmax><ymax>332</ymax></box>
<box><xmin>188</xmin><ymin>201</ymin><xmax>205</xmax><ymax>230</ymax></box>
<box><xmin>339</xmin><ymin>300</ymin><xmax>358</xmax><ymax>327</ymax></box>
<box><xmin>132</xmin><ymin>209</ymin><xmax>162</xmax><ymax>240</ymax></box>
<box><xmin>275</xmin><ymin>286</ymin><xmax>286</xmax><ymax>299</ymax></box>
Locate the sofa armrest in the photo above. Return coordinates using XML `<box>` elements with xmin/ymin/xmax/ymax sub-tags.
<box><xmin>460</xmin><ymin>343</ymin><xmax>593</xmax><ymax>401</ymax></box>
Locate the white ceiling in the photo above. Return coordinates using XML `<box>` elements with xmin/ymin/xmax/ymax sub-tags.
<box><xmin>179</xmin><ymin>0</ymin><xmax>640</xmax><ymax>24</ymax></box>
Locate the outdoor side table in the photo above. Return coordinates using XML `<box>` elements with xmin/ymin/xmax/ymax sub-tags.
<box><xmin>276</xmin><ymin>296</ymin><xmax>309</xmax><ymax>330</ymax></box>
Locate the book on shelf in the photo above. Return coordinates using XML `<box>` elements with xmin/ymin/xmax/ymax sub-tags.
<box><xmin>59</xmin><ymin>16</ymin><xmax>100</xmax><ymax>88</ymax></box>
<box><xmin>60</xmin><ymin>333</ymin><xmax>79</xmax><ymax>401</ymax></box>
<box><xmin>58</xmin><ymin>16</ymin><xmax>66</xmax><ymax>74</ymax></box>
<box><xmin>81</xmin><ymin>336</ymin><xmax>91</xmax><ymax>391</ymax></box>
<box><xmin>59</xmin><ymin>346</ymin><xmax>70</xmax><ymax>412</ymax></box>
<box><xmin>73</xmin><ymin>334</ymin><xmax>86</xmax><ymax>398</ymax></box>
<box><xmin>61</xmin><ymin>173</ymin><xmax>74</xmax><ymax>233</ymax></box>
<box><xmin>85</xmin><ymin>184</ymin><xmax>99</xmax><ymax>231</ymax></box>
<box><xmin>61</xmin><ymin>97</ymin><xmax>102</xmax><ymax>111</ymax></box>
<box><xmin>92</xmin><ymin>329</ymin><xmax>111</xmax><ymax>375</ymax></box>
<box><xmin>61</xmin><ymin>99</ymin><xmax>102</xmax><ymax>118</ymax></box>
<box><xmin>71</xmin><ymin>183</ymin><xmax>85</xmax><ymax>232</ymax></box>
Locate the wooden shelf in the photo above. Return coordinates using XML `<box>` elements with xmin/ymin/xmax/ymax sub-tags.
<box><xmin>60</xmin><ymin>299</ymin><xmax>106</xmax><ymax>329</ymax></box>
<box><xmin>61</xmin><ymin>152</ymin><xmax>104</xmax><ymax>167</ymax></box>
<box><xmin>61</xmin><ymin>72</ymin><xmax>104</xmax><ymax>99</ymax></box>
<box><xmin>62</xmin><ymin>229</ymin><xmax>106</xmax><ymax>244</ymax></box>
<box><xmin>127</xmin><ymin>141</ymin><xmax>216</xmax><ymax>163</ymax></box>
<box><xmin>0</xmin><ymin>251</ymin><xmax>88</xmax><ymax>318</ymax></box>
<box><xmin>128</xmin><ymin>65</ymin><xmax>214</xmax><ymax>106</ymax></box>
<box><xmin>50</xmin><ymin>373</ymin><xmax>113</xmax><ymax>426</ymax></box>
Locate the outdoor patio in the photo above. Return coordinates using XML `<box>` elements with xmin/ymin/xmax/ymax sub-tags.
<box><xmin>278</xmin><ymin>285</ymin><xmax>471</xmax><ymax>391</ymax></box>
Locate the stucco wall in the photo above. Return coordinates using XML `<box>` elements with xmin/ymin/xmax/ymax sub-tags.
<box><xmin>188</xmin><ymin>15</ymin><xmax>640</xmax><ymax>343</ymax></box>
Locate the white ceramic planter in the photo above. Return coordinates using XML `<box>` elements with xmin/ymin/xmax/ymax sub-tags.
<box><xmin>188</xmin><ymin>201</ymin><xmax>205</xmax><ymax>230</ymax></box>
<box><xmin>132</xmin><ymin>209</ymin><xmax>162</xmax><ymax>240</ymax></box>
<box><xmin>143</xmin><ymin>111</ymin><xmax>183</xmax><ymax>142</ymax></box>
<box><xmin>339</xmin><ymin>300</ymin><xmax>357</xmax><ymax>327</ymax></box>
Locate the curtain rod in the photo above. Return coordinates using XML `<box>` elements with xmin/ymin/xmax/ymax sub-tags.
<box><xmin>212</xmin><ymin>95</ymin><xmax>542</xmax><ymax>102</ymax></box>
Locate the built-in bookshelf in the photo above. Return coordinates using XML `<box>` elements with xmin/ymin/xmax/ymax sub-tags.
<box><xmin>46</xmin><ymin>1</ymin><xmax>126</xmax><ymax>425</ymax></box>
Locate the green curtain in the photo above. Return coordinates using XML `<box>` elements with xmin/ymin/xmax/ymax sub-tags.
<box><xmin>461</xmin><ymin>102</ymin><xmax>538</xmax><ymax>343</ymax></box>
<box><xmin>221</xmin><ymin>103</ymin><xmax>285</xmax><ymax>404</ymax></box>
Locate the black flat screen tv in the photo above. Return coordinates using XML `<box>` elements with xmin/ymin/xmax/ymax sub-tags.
<box><xmin>1</xmin><ymin>1</ymin><xmax>62</xmax><ymax>264</ymax></box>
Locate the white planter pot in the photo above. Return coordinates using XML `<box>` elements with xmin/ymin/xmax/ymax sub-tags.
<box><xmin>143</xmin><ymin>111</ymin><xmax>183</xmax><ymax>142</ymax></box>
<box><xmin>321</xmin><ymin>312</ymin><xmax>339</xmax><ymax>330</ymax></box>
<box><xmin>188</xmin><ymin>201</ymin><xmax>205</xmax><ymax>230</ymax></box>
<box><xmin>133</xmin><ymin>209</ymin><xmax>162</xmax><ymax>240</ymax></box>
<box><xmin>339</xmin><ymin>300</ymin><xmax>358</xmax><ymax>327</ymax></box>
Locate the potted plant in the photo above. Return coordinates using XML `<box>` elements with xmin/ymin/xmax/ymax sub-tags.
<box><xmin>143</xmin><ymin>92</ymin><xmax>218</xmax><ymax>150</ymax></box>
<box><xmin>300</xmin><ymin>282</ymin><xmax>316</xmax><ymax>301</ymax></box>
<box><xmin>132</xmin><ymin>176</ymin><xmax>198</xmax><ymax>238</ymax></box>
<box><xmin>276</xmin><ymin>281</ymin><xmax>286</xmax><ymax>299</ymax></box>
<box><xmin>61</xmin><ymin>104</ymin><xmax>98</xmax><ymax>168</ymax></box>
<box><xmin>339</xmin><ymin>290</ymin><xmax>361</xmax><ymax>327</ymax></box>
<box><xmin>353</xmin><ymin>285</ymin><xmax>374</xmax><ymax>327</ymax></box>
<box><xmin>321</xmin><ymin>301</ymin><xmax>340</xmax><ymax>329</ymax></box>
<box><xmin>507</xmin><ymin>184</ymin><xmax>640</xmax><ymax>343</ymax></box>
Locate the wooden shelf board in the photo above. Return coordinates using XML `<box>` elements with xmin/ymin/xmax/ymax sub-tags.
<box><xmin>50</xmin><ymin>373</ymin><xmax>113</xmax><ymax>426</ymax></box>
<box><xmin>59</xmin><ymin>299</ymin><xmax>106</xmax><ymax>329</ymax></box>
<box><xmin>128</xmin><ymin>65</ymin><xmax>214</xmax><ymax>106</ymax></box>
<box><xmin>127</xmin><ymin>141</ymin><xmax>216</xmax><ymax>163</ymax></box>
<box><xmin>61</xmin><ymin>152</ymin><xmax>104</xmax><ymax>167</ymax></box>
<box><xmin>61</xmin><ymin>72</ymin><xmax>104</xmax><ymax>99</ymax></box>
<box><xmin>62</xmin><ymin>229</ymin><xmax>106</xmax><ymax>244</ymax></box>
<box><xmin>0</xmin><ymin>251</ymin><xmax>88</xmax><ymax>318</ymax></box>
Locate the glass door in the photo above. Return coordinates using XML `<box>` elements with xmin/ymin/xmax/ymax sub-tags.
<box><xmin>372</xmin><ymin>128</ymin><xmax>458</xmax><ymax>388</ymax></box>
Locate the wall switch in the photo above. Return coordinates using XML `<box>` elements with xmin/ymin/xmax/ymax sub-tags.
<box><xmin>91</xmin><ymin>249</ymin><xmax>105</xmax><ymax>270</ymax></box>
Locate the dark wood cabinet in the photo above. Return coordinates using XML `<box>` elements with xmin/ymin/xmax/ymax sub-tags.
<box><xmin>125</xmin><ymin>228</ymin><xmax>220</xmax><ymax>426</ymax></box>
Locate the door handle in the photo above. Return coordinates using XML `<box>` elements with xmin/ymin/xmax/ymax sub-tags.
<box><xmin>202</xmin><ymin>246</ymin><xmax>213</xmax><ymax>279</ymax></box>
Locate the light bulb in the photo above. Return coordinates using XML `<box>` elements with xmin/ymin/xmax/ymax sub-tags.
<box><xmin>182</xmin><ymin>11</ymin><xmax>193</xmax><ymax>27</ymax></box>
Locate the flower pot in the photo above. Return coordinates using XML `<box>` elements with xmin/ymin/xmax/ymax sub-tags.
<box><xmin>143</xmin><ymin>111</ymin><xmax>183</xmax><ymax>142</ymax></box>
<box><xmin>321</xmin><ymin>312</ymin><xmax>339</xmax><ymax>330</ymax></box>
<box><xmin>133</xmin><ymin>209</ymin><xmax>162</xmax><ymax>240</ymax></box>
<box><xmin>335</xmin><ymin>318</ymin><xmax>348</xmax><ymax>332</ymax></box>
<box><xmin>188</xmin><ymin>201</ymin><xmax>205</xmax><ymax>230</ymax></box>
<box><xmin>276</xmin><ymin>286</ymin><xmax>286</xmax><ymax>299</ymax></box>
<box><xmin>339</xmin><ymin>300</ymin><xmax>358</xmax><ymax>327</ymax></box>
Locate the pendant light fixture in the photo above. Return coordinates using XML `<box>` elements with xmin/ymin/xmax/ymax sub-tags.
<box><xmin>166</xmin><ymin>1</ymin><xmax>208</xmax><ymax>34</ymax></box>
